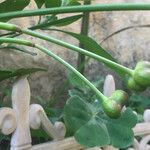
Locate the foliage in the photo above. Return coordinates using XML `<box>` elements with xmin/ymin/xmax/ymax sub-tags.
<box><xmin>64</xmin><ymin>96</ymin><xmax>137</xmax><ymax>148</ymax></box>
<box><xmin>0</xmin><ymin>0</ymin><xmax>150</xmax><ymax>149</ymax></box>
<box><xmin>0</xmin><ymin>68</ymin><xmax>46</xmax><ymax>82</ymax></box>
<box><xmin>129</xmin><ymin>93</ymin><xmax>150</xmax><ymax>114</ymax></box>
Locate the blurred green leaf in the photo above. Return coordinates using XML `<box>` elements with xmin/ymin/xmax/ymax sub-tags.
<box><xmin>50</xmin><ymin>29</ymin><xmax>116</xmax><ymax>62</ymax></box>
<box><xmin>0</xmin><ymin>68</ymin><xmax>46</xmax><ymax>82</ymax></box>
<box><xmin>31</xmin><ymin>129</ymin><xmax>49</xmax><ymax>139</ymax></box>
<box><xmin>131</xmin><ymin>94</ymin><xmax>150</xmax><ymax>108</ymax></box>
<box><xmin>34</xmin><ymin>0</ymin><xmax>45</xmax><ymax>8</ymax></box>
<box><xmin>61</xmin><ymin>0</ymin><xmax>81</xmax><ymax>6</ymax></box>
<box><xmin>129</xmin><ymin>93</ymin><xmax>150</xmax><ymax>114</ymax></box>
<box><xmin>45</xmin><ymin>0</ymin><xmax>61</xmax><ymax>8</ymax></box>
<box><xmin>31</xmin><ymin>14</ymin><xmax>83</xmax><ymax>30</ymax></box>
<box><xmin>0</xmin><ymin>0</ymin><xmax>30</xmax><ymax>22</ymax></box>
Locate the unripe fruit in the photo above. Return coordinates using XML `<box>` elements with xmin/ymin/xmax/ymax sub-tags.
<box><xmin>110</xmin><ymin>90</ymin><xmax>128</xmax><ymax>106</ymax></box>
<box><xmin>133</xmin><ymin>61</ymin><xmax>150</xmax><ymax>86</ymax></box>
<box><xmin>127</xmin><ymin>77</ymin><xmax>146</xmax><ymax>92</ymax></box>
<box><xmin>134</xmin><ymin>69</ymin><xmax>150</xmax><ymax>86</ymax></box>
<box><xmin>102</xmin><ymin>99</ymin><xmax>121</xmax><ymax>119</ymax></box>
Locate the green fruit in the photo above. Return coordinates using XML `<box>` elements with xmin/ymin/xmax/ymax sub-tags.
<box><xmin>135</xmin><ymin>61</ymin><xmax>150</xmax><ymax>69</ymax></box>
<box><xmin>134</xmin><ymin>69</ymin><xmax>150</xmax><ymax>86</ymax></box>
<box><xmin>127</xmin><ymin>77</ymin><xmax>146</xmax><ymax>92</ymax></box>
<box><xmin>110</xmin><ymin>90</ymin><xmax>128</xmax><ymax>106</ymax></box>
<box><xmin>102</xmin><ymin>99</ymin><xmax>121</xmax><ymax>119</ymax></box>
<box><xmin>133</xmin><ymin>61</ymin><xmax>150</xmax><ymax>87</ymax></box>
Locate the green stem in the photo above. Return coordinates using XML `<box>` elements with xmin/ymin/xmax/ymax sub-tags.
<box><xmin>0</xmin><ymin>22</ymin><xmax>134</xmax><ymax>76</ymax></box>
<box><xmin>77</xmin><ymin>0</ymin><xmax>91</xmax><ymax>74</ymax></box>
<box><xmin>22</xmin><ymin>29</ymin><xmax>134</xmax><ymax>76</ymax></box>
<box><xmin>35</xmin><ymin>44</ymin><xmax>106</xmax><ymax>101</ymax></box>
<box><xmin>0</xmin><ymin>37</ymin><xmax>107</xmax><ymax>101</ymax></box>
<box><xmin>0</xmin><ymin>37</ymin><xmax>34</xmax><ymax>46</ymax></box>
<box><xmin>0</xmin><ymin>3</ymin><xmax>150</xmax><ymax>20</ymax></box>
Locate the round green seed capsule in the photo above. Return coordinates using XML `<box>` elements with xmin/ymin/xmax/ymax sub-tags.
<box><xmin>110</xmin><ymin>90</ymin><xmax>128</xmax><ymax>106</ymax></box>
<box><xmin>102</xmin><ymin>99</ymin><xmax>121</xmax><ymax>119</ymax></box>
<box><xmin>127</xmin><ymin>77</ymin><xmax>146</xmax><ymax>92</ymax></box>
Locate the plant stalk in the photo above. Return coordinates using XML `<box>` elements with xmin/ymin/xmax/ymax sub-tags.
<box><xmin>77</xmin><ymin>0</ymin><xmax>91</xmax><ymax>74</ymax></box>
<box><xmin>0</xmin><ymin>3</ymin><xmax>150</xmax><ymax>20</ymax></box>
<box><xmin>22</xmin><ymin>29</ymin><xmax>134</xmax><ymax>76</ymax></box>
<box><xmin>0</xmin><ymin>37</ymin><xmax>107</xmax><ymax>102</ymax></box>
<box><xmin>0</xmin><ymin>22</ymin><xmax>134</xmax><ymax>76</ymax></box>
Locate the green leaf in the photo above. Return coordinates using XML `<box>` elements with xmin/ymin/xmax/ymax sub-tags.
<box><xmin>61</xmin><ymin>0</ymin><xmax>81</xmax><ymax>6</ymax></box>
<box><xmin>0</xmin><ymin>68</ymin><xmax>46</xmax><ymax>82</ymax></box>
<box><xmin>49</xmin><ymin>29</ymin><xmax>116</xmax><ymax>62</ymax></box>
<box><xmin>30</xmin><ymin>14</ymin><xmax>83</xmax><ymax>30</ymax></box>
<box><xmin>0</xmin><ymin>0</ymin><xmax>30</xmax><ymax>22</ymax></box>
<box><xmin>106</xmin><ymin>123</ymin><xmax>133</xmax><ymax>148</ymax></box>
<box><xmin>75</xmin><ymin>118</ymin><xmax>110</xmax><ymax>147</ymax></box>
<box><xmin>45</xmin><ymin>0</ymin><xmax>61</xmax><ymax>8</ymax></box>
<box><xmin>105</xmin><ymin>108</ymin><xmax>137</xmax><ymax>148</ymax></box>
<box><xmin>34</xmin><ymin>0</ymin><xmax>45</xmax><ymax>8</ymax></box>
<box><xmin>64</xmin><ymin>96</ymin><xmax>92</xmax><ymax>133</ymax></box>
<box><xmin>31</xmin><ymin>129</ymin><xmax>49</xmax><ymax>138</ymax></box>
<box><xmin>64</xmin><ymin>96</ymin><xmax>137</xmax><ymax>148</ymax></box>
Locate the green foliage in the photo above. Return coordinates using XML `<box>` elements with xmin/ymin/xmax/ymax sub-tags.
<box><xmin>49</xmin><ymin>29</ymin><xmax>115</xmax><ymax>62</ymax></box>
<box><xmin>45</xmin><ymin>0</ymin><xmax>61</xmax><ymax>8</ymax></box>
<box><xmin>0</xmin><ymin>1</ymin><xmax>149</xmax><ymax>149</ymax></box>
<box><xmin>64</xmin><ymin>96</ymin><xmax>137</xmax><ymax>148</ymax></box>
<box><xmin>34</xmin><ymin>0</ymin><xmax>81</xmax><ymax>8</ymax></box>
<box><xmin>61</xmin><ymin>0</ymin><xmax>81</xmax><ymax>6</ymax></box>
<box><xmin>0</xmin><ymin>0</ymin><xmax>30</xmax><ymax>22</ymax></box>
<box><xmin>34</xmin><ymin>0</ymin><xmax>45</xmax><ymax>8</ymax></box>
<box><xmin>127</xmin><ymin>61</ymin><xmax>150</xmax><ymax>92</ymax></box>
<box><xmin>31</xmin><ymin>14</ymin><xmax>83</xmax><ymax>29</ymax></box>
<box><xmin>68</xmin><ymin>72</ymin><xmax>104</xmax><ymax>102</ymax></box>
<box><xmin>129</xmin><ymin>93</ymin><xmax>150</xmax><ymax>114</ymax></box>
<box><xmin>0</xmin><ymin>68</ymin><xmax>46</xmax><ymax>82</ymax></box>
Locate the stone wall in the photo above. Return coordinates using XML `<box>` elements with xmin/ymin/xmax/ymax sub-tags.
<box><xmin>0</xmin><ymin>0</ymin><xmax>150</xmax><ymax>103</ymax></box>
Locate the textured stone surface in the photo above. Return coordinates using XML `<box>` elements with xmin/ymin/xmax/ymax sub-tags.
<box><xmin>0</xmin><ymin>0</ymin><xmax>150</xmax><ymax>102</ymax></box>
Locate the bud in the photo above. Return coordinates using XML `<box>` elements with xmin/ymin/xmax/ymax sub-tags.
<box><xmin>110</xmin><ymin>90</ymin><xmax>128</xmax><ymax>106</ymax></box>
<box><xmin>127</xmin><ymin>77</ymin><xmax>146</xmax><ymax>92</ymax></box>
<box><xmin>133</xmin><ymin>61</ymin><xmax>150</xmax><ymax>86</ymax></box>
<box><xmin>102</xmin><ymin>99</ymin><xmax>121</xmax><ymax>119</ymax></box>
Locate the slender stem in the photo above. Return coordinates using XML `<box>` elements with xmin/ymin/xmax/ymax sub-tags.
<box><xmin>0</xmin><ymin>37</ymin><xmax>107</xmax><ymax>101</ymax></box>
<box><xmin>77</xmin><ymin>0</ymin><xmax>91</xmax><ymax>74</ymax></box>
<box><xmin>0</xmin><ymin>3</ymin><xmax>150</xmax><ymax>20</ymax></box>
<box><xmin>22</xmin><ymin>29</ymin><xmax>134</xmax><ymax>76</ymax></box>
<box><xmin>0</xmin><ymin>37</ymin><xmax>34</xmax><ymax>46</ymax></box>
<box><xmin>35</xmin><ymin>44</ymin><xmax>106</xmax><ymax>101</ymax></box>
<box><xmin>0</xmin><ymin>22</ymin><xmax>134</xmax><ymax>76</ymax></box>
